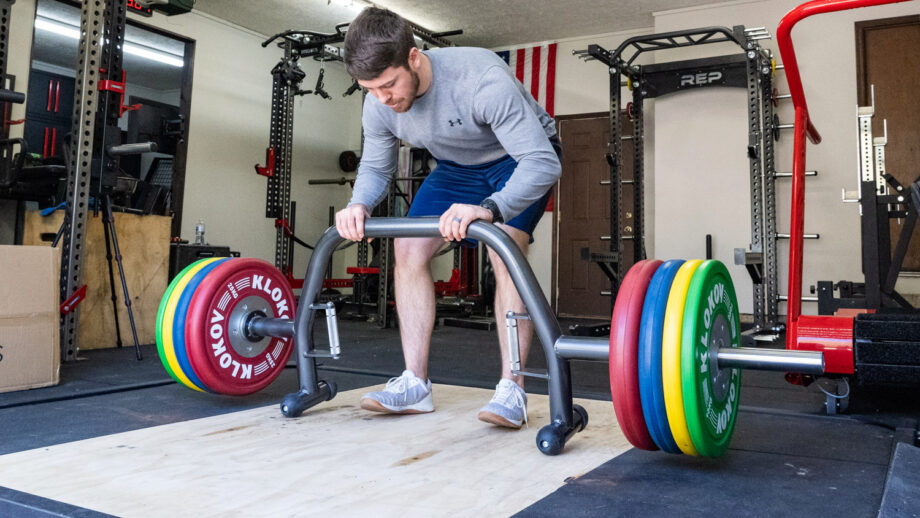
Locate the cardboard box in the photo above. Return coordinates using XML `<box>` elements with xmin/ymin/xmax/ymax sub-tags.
<box><xmin>0</xmin><ymin>245</ymin><xmax>60</xmax><ymax>393</ymax></box>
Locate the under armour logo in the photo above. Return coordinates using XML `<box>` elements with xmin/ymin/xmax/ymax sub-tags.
<box><xmin>448</xmin><ymin>118</ymin><xmax>462</xmax><ymax>127</ymax></box>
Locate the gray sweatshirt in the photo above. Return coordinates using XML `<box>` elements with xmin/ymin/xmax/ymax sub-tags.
<box><xmin>348</xmin><ymin>46</ymin><xmax>560</xmax><ymax>221</ymax></box>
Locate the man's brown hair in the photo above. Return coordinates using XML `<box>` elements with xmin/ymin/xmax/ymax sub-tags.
<box><xmin>344</xmin><ymin>7</ymin><xmax>417</xmax><ymax>80</ymax></box>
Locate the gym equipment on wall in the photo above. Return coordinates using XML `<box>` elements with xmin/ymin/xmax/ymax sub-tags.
<box><xmin>157</xmin><ymin>218</ymin><xmax>825</xmax><ymax>456</ymax></box>
<box><xmin>816</xmin><ymin>88</ymin><xmax>917</xmax><ymax>315</ymax></box>
<box><xmin>576</xmin><ymin>25</ymin><xmax>785</xmax><ymax>340</ymax></box>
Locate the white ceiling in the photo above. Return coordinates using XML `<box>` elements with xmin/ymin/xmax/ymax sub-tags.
<box><xmin>193</xmin><ymin>0</ymin><xmax>746</xmax><ymax>49</ymax></box>
<box><xmin>28</xmin><ymin>0</ymin><xmax>749</xmax><ymax>93</ymax></box>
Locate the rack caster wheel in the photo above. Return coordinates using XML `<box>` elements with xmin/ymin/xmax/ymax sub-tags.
<box><xmin>536</xmin><ymin>424</ymin><xmax>567</xmax><ymax>456</ymax></box>
<box><xmin>280</xmin><ymin>380</ymin><xmax>337</xmax><ymax>417</ymax></box>
<box><xmin>537</xmin><ymin>405</ymin><xmax>590</xmax><ymax>455</ymax></box>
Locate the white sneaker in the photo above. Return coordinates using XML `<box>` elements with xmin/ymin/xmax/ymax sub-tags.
<box><xmin>477</xmin><ymin>378</ymin><xmax>528</xmax><ymax>429</ymax></box>
<box><xmin>360</xmin><ymin>370</ymin><xmax>434</xmax><ymax>414</ymax></box>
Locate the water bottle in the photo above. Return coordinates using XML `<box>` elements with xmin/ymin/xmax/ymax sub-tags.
<box><xmin>195</xmin><ymin>219</ymin><xmax>206</xmax><ymax>245</ymax></box>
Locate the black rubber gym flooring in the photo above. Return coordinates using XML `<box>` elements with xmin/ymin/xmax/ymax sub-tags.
<box><xmin>1</xmin><ymin>317</ymin><xmax>918</xmax><ymax>517</ymax></box>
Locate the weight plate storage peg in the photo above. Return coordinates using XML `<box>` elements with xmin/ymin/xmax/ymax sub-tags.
<box><xmin>185</xmin><ymin>258</ymin><xmax>296</xmax><ymax>395</ymax></box>
<box><xmin>610</xmin><ymin>259</ymin><xmax>662</xmax><ymax>451</ymax></box>
<box><xmin>681</xmin><ymin>260</ymin><xmax>742</xmax><ymax>458</ymax></box>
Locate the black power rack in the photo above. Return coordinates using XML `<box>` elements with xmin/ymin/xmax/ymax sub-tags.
<box><xmin>256</xmin><ymin>27</ymin><xmax>350</xmax><ymax>286</ymax></box>
<box><xmin>576</xmin><ymin>25</ymin><xmax>783</xmax><ymax>337</ymax></box>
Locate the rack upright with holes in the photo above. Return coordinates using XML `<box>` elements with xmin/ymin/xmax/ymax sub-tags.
<box><xmin>257</xmin><ymin>28</ymin><xmax>348</xmax><ymax>285</ymax></box>
<box><xmin>59</xmin><ymin>0</ymin><xmax>129</xmax><ymax>361</ymax></box>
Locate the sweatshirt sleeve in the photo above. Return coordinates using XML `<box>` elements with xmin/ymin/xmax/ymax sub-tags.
<box><xmin>348</xmin><ymin>98</ymin><xmax>399</xmax><ymax>210</ymax></box>
<box><xmin>472</xmin><ymin>66</ymin><xmax>561</xmax><ymax>221</ymax></box>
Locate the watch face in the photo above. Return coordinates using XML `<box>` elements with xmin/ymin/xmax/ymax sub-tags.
<box><xmin>481</xmin><ymin>200</ymin><xmax>501</xmax><ymax>222</ymax></box>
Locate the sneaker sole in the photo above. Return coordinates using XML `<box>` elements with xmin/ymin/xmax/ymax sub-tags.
<box><xmin>477</xmin><ymin>410</ymin><xmax>522</xmax><ymax>429</ymax></box>
<box><xmin>360</xmin><ymin>398</ymin><xmax>433</xmax><ymax>414</ymax></box>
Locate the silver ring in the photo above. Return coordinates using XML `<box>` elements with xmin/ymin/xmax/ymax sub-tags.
<box><xmin>453</xmin><ymin>217</ymin><xmax>462</xmax><ymax>223</ymax></box>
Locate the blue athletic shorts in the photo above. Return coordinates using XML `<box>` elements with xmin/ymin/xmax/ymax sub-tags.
<box><xmin>407</xmin><ymin>136</ymin><xmax>562</xmax><ymax>244</ymax></box>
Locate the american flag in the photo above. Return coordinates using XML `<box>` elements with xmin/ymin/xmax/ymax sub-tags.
<box><xmin>496</xmin><ymin>43</ymin><xmax>559</xmax><ymax>211</ymax></box>
<box><xmin>496</xmin><ymin>43</ymin><xmax>558</xmax><ymax>117</ymax></box>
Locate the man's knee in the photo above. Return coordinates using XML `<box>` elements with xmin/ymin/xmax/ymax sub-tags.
<box><xmin>395</xmin><ymin>238</ymin><xmax>439</xmax><ymax>271</ymax></box>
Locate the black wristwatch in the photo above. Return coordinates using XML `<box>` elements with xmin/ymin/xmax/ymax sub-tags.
<box><xmin>480</xmin><ymin>198</ymin><xmax>504</xmax><ymax>224</ymax></box>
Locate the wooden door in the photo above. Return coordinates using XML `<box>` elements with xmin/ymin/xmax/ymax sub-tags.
<box><xmin>856</xmin><ymin>16</ymin><xmax>920</xmax><ymax>269</ymax></box>
<box><xmin>555</xmin><ymin>113</ymin><xmax>635</xmax><ymax>317</ymax></box>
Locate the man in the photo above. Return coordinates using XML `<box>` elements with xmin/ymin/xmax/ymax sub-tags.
<box><xmin>337</xmin><ymin>7</ymin><xmax>561</xmax><ymax>429</ymax></box>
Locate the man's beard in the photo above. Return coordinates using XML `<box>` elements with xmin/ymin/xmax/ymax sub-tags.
<box><xmin>390</xmin><ymin>70</ymin><xmax>420</xmax><ymax>113</ymax></box>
